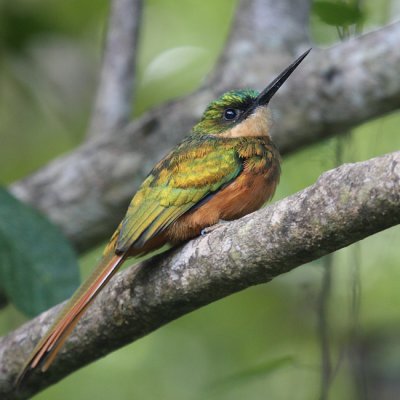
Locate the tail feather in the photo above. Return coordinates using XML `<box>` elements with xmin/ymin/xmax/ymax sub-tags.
<box><xmin>16</xmin><ymin>252</ymin><xmax>125</xmax><ymax>386</ymax></box>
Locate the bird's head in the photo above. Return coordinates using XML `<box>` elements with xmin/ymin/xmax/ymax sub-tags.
<box><xmin>192</xmin><ymin>49</ymin><xmax>310</xmax><ymax>138</ymax></box>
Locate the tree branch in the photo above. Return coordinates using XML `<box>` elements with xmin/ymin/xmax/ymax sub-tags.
<box><xmin>208</xmin><ymin>0</ymin><xmax>311</xmax><ymax>89</ymax></box>
<box><xmin>2</xmin><ymin>151</ymin><xmax>399</xmax><ymax>399</ymax></box>
<box><xmin>87</xmin><ymin>0</ymin><xmax>143</xmax><ymax>138</ymax></box>
<box><xmin>10</xmin><ymin>21</ymin><xmax>400</xmax><ymax>253</ymax></box>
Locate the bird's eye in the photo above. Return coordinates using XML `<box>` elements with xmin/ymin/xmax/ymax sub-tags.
<box><xmin>223</xmin><ymin>108</ymin><xmax>238</xmax><ymax>120</ymax></box>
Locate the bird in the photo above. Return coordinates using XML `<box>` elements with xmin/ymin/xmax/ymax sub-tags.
<box><xmin>17</xmin><ymin>48</ymin><xmax>310</xmax><ymax>384</ymax></box>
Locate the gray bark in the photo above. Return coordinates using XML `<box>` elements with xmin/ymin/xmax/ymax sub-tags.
<box><xmin>87</xmin><ymin>0</ymin><xmax>143</xmax><ymax>138</ymax></box>
<box><xmin>1</xmin><ymin>151</ymin><xmax>399</xmax><ymax>399</ymax></box>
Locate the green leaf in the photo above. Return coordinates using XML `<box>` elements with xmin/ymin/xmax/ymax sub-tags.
<box><xmin>0</xmin><ymin>187</ymin><xmax>79</xmax><ymax>316</ymax></box>
<box><xmin>313</xmin><ymin>1</ymin><xmax>363</xmax><ymax>26</ymax></box>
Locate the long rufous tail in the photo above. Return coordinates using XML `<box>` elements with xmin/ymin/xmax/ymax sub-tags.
<box><xmin>16</xmin><ymin>252</ymin><xmax>125</xmax><ymax>385</ymax></box>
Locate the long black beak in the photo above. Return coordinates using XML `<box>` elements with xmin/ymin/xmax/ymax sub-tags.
<box><xmin>256</xmin><ymin>48</ymin><xmax>311</xmax><ymax>106</ymax></box>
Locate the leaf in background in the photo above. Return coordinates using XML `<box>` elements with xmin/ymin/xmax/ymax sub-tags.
<box><xmin>0</xmin><ymin>187</ymin><xmax>80</xmax><ymax>316</ymax></box>
<box><xmin>313</xmin><ymin>0</ymin><xmax>364</xmax><ymax>26</ymax></box>
<box><xmin>0</xmin><ymin>2</ymin><xmax>56</xmax><ymax>57</ymax></box>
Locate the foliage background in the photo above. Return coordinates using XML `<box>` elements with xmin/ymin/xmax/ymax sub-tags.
<box><xmin>1</xmin><ymin>0</ymin><xmax>400</xmax><ymax>398</ymax></box>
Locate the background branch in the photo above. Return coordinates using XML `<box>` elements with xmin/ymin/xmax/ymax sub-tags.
<box><xmin>86</xmin><ymin>0</ymin><xmax>143</xmax><ymax>138</ymax></box>
<box><xmin>9</xmin><ymin>0</ymin><xmax>311</xmax><ymax>252</ymax></box>
<box><xmin>10</xmin><ymin>21</ymin><xmax>400</xmax><ymax>253</ymax></box>
<box><xmin>2</xmin><ymin>151</ymin><xmax>399</xmax><ymax>399</ymax></box>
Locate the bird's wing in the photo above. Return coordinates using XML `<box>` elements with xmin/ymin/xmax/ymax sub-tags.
<box><xmin>116</xmin><ymin>139</ymin><xmax>242</xmax><ymax>252</ymax></box>
<box><xmin>16</xmin><ymin>139</ymin><xmax>242</xmax><ymax>383</ymax></box>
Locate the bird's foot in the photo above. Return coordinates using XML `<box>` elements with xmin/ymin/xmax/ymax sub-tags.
<box><xmin>201</xmin><ymin>220</ymin><xmax>229</xmax><ymax>236</ymax></box>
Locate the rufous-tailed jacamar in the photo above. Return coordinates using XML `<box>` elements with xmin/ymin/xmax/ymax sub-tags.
<box><xmin>17</xmin><ymin>49</ymin><xmax>310</xmax><ymax>383</ymax></box>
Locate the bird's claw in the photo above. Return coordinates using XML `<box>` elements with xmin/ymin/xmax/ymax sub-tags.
<box><xmin>200</xmin><ymin>220</ymin><xmax>229</xmax><ymax>236</ymax></box>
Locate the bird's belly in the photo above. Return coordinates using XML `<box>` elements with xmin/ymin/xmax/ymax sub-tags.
<box><xmin>167</xmin><ymin>167</ymin><xmax>279</xmax><ymax>243</ymax></box>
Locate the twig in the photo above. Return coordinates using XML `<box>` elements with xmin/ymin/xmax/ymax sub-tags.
<box><xmin>318</xmin><ymin>254</ymin><xmax>333</xmax><ymax>400</ymax></box>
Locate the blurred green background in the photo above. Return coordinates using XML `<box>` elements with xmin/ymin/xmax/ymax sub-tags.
<box><xmin>1</xmin><ymin>0</ymin><xmax>400</xmax><ymax>399</ymax></box>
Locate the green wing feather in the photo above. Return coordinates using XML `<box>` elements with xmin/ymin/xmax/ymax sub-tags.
<box><xmin>116</xmin><ymin>137</ymin><xmax>242</xmax><ymax>252</ymax></box>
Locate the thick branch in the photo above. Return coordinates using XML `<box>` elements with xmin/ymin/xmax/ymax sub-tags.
<box><xmin>87</xmin><ymin>0</ymin><xmax>143</xmax><ymax>138</ymax></box>
<box><xmin>209</xmin><ymin>0</ymin><xmax>311</xmax><ymax>89</ymax></box>
<box><xmin>2</xmin><ymin>151</ymin><xmax>399</xmax><ymax>399</ymax></box>
<box><xmin>10</xmin><ymin>21</ymin><xmax>400</xmax><ymax>253</ymax></box>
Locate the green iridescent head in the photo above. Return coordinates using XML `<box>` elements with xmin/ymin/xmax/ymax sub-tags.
<box><xmin>192</xmin><ymin>49</ymin><xmax>311</xmax><ymax>135</ymax></box>
<box><xmin>192</xmin><ymin>89</ymin><xmax>260</xmax><ymax>135</ymax></box>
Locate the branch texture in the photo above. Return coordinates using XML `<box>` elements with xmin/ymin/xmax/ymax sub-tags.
<box><xmin>10</xmin><ymin>19</ymin><xmax>400</xmax><ymax>253</ymax></box>
<box><xmin>2</xmin><ymin>151</ymin><xmax>399</xmax><ymax>399</ymax></box>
